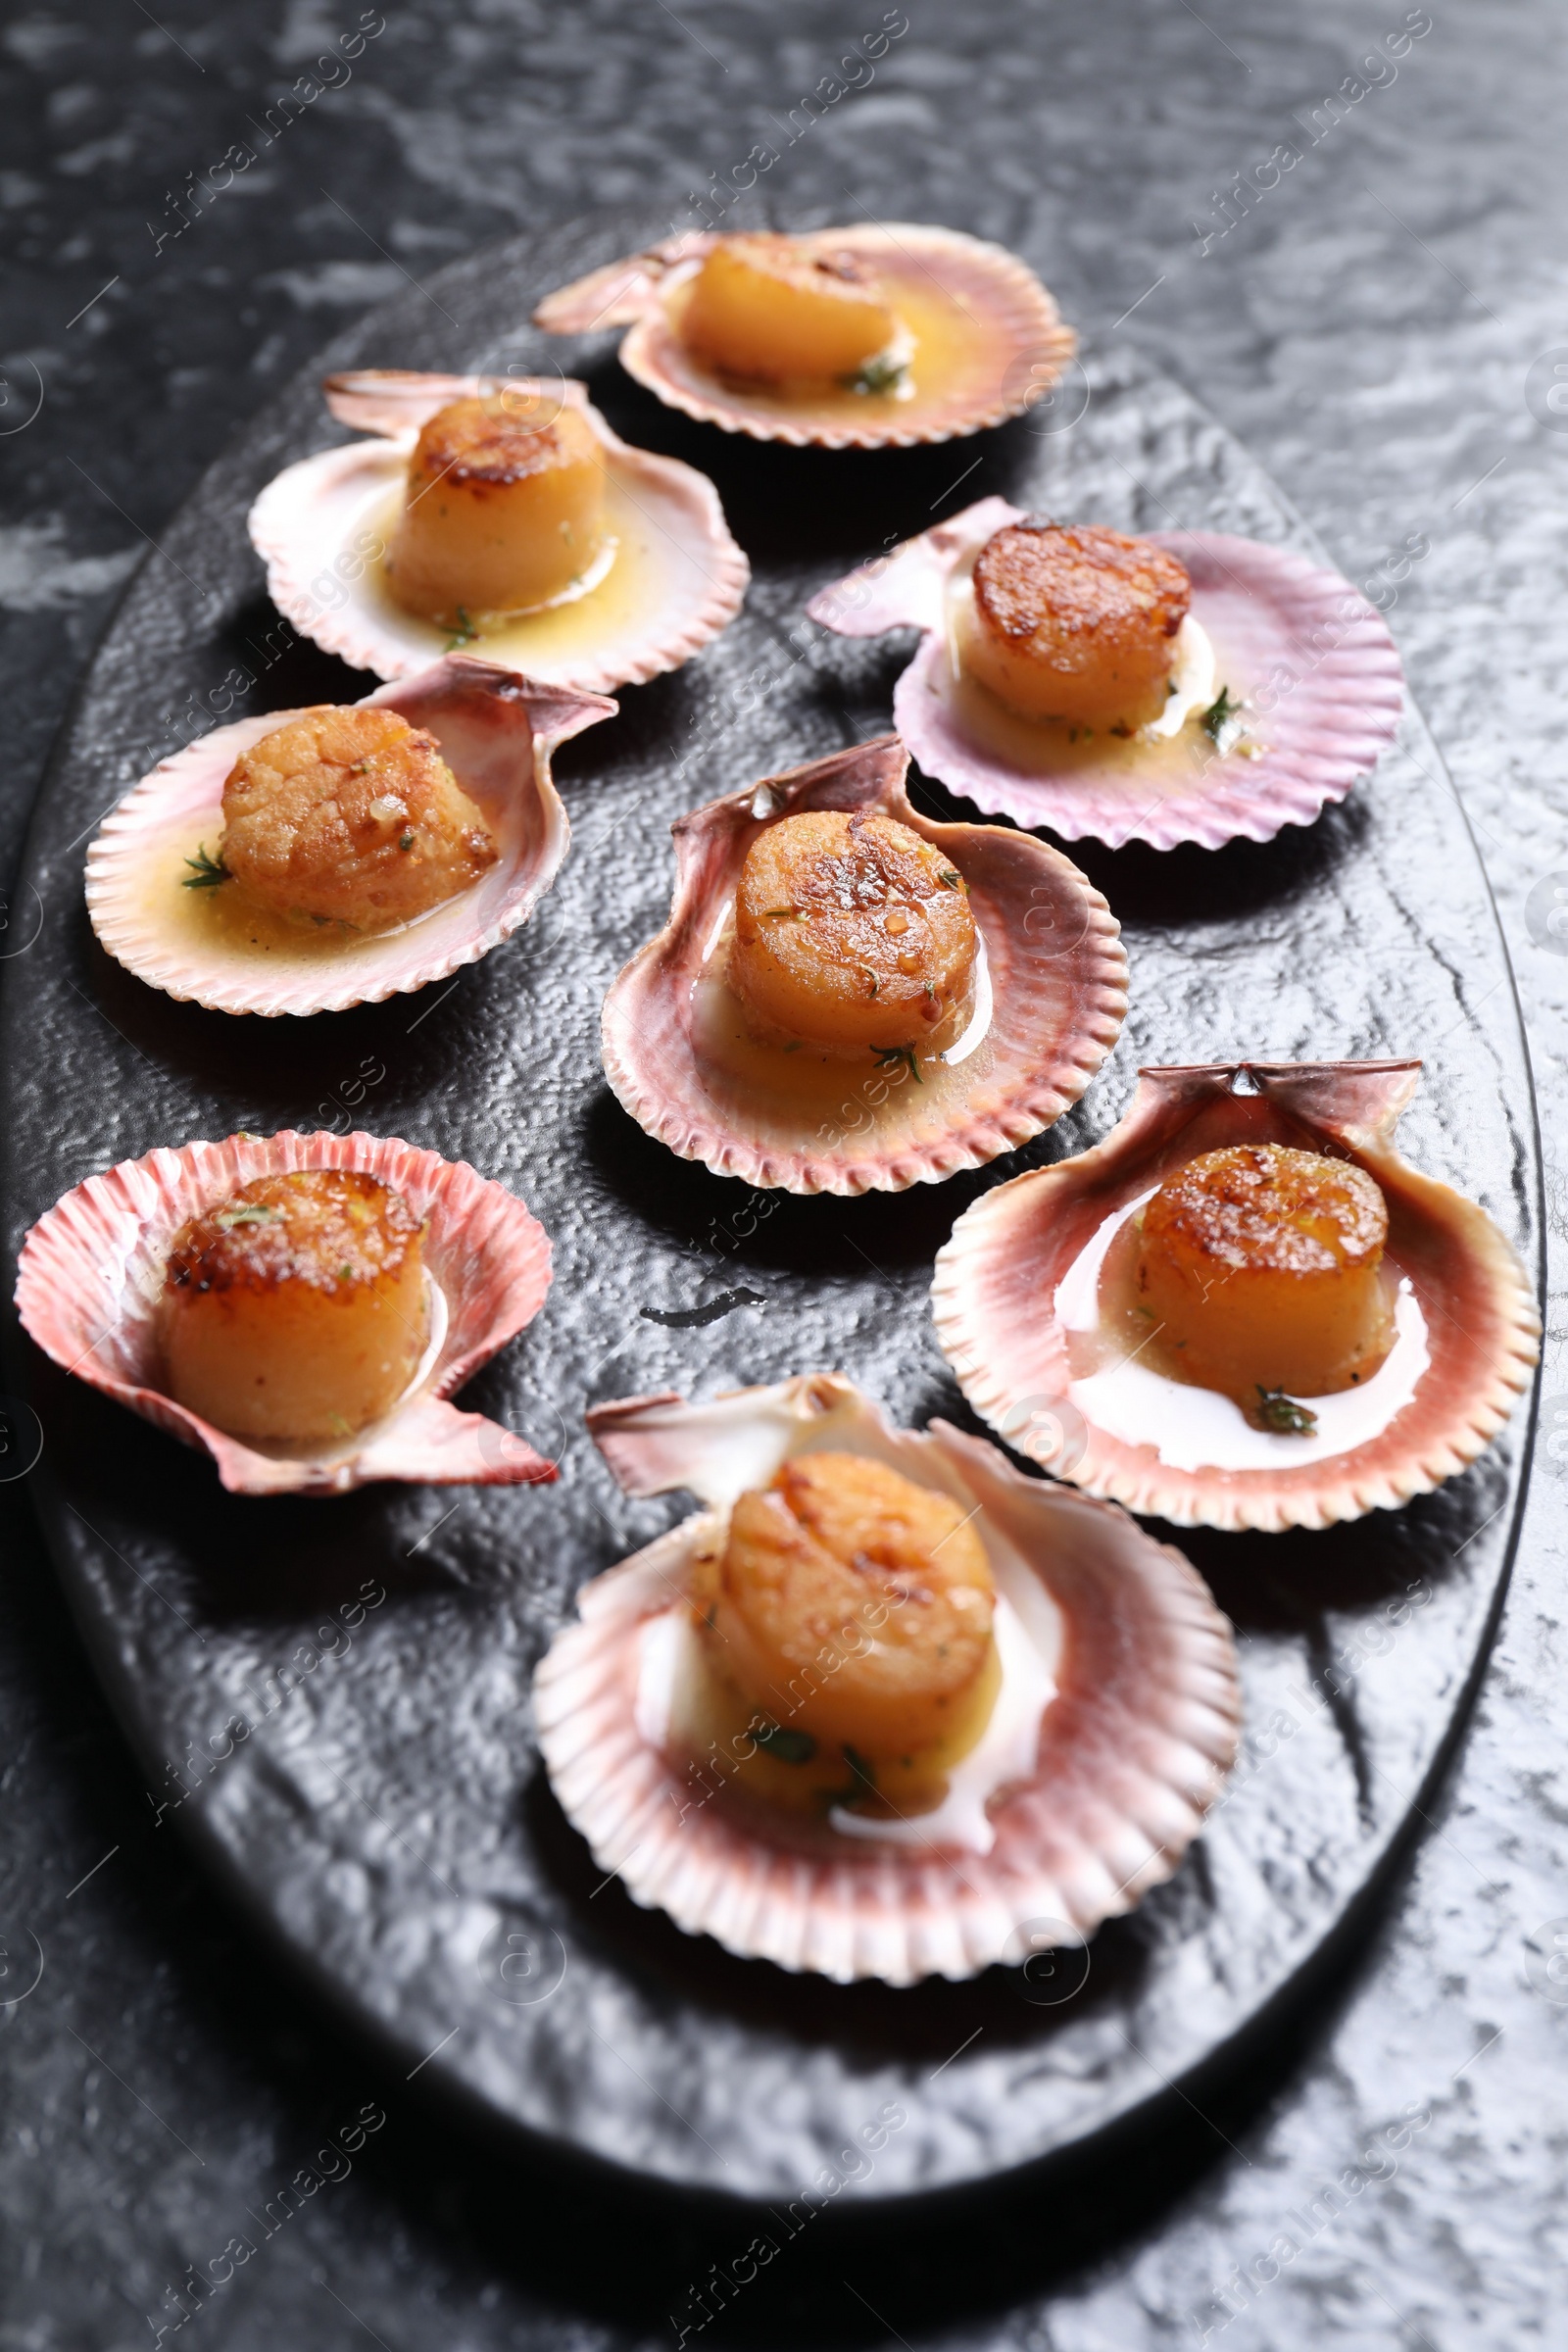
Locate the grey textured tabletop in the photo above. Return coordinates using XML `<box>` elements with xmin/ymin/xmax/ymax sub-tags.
<box><xmin>2</xmin><ymin>3</ymin><xmax>1565</xmax><ymax>2346</ymax></box>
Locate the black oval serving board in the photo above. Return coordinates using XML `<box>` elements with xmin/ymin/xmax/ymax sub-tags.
<box><xmin>0</xmin><ymin>203</ymin><xmax>1541</xmax><ymax>2213</ymax></box>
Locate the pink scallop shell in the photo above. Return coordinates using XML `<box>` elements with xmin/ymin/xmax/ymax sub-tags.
<box><xmin>84</xmin><ymin>657</ymin><xmax>610</xmax><ymax>1018</ymax></box>
<box><xmin>806</xmin><ymin>499</ymin><xmax>1405</xmax><ymax>850</ymax></box>
<box><xmin>535</xmin><ymin>226</ymin><xmax>1076</xmax><ymax>451</ymax></box>
<box><xmin>600</xmin><ymin>734</ymin><xmax>1127</xmax><ymax>1197</ymax></box>
<box><xmin>933</xmin><ymin>1062</ymin><xmax>1541</xmax><ymax>1534</ymax></box>
<box><xmin>15</xmin><ymin>1129</ymin><xmax>556</xmax><ymax>1497</ymax></box>
<box><xmin>534</xmin><ymin>1375</ymin><xmax>1240</xmax><ymax>1984</ymax></box>
<box><xmin>247</xmin><ymin>373</ymin><xmax>749</xmax><ymax>692</ymax></box>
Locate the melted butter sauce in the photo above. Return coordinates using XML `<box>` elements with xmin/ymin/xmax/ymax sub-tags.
<box><xmin>943</xmin><ymin>570</ymin><xmax>1264</xmax><ymax>794</ymax></box>
<box><xmin>687</xmin><ymin>908</ymin><xmax>997</xmax><ymax>1152</ymax></box>
<box><xmin>662</xmin><ymin>268</ymin><xmax>1007</xmax><ymax>431</ymax></box>
<box><xmin>129</xmin><ymin>813</ymin><xmax>497</xmax><ymax>980</ymax></box>
<box><xmin>1057</xmin><ymin>1190</ymin><xmax>1432</xmax><ymax>1472</ymax></box>
<box><xmin>364</xmin><ymin>474</ymin><xmax>665</xmax><ymax>667</ymax></box>
<box><xmin>121</xmin><ymin>740</ymin><xmax>534</xmax><ymax>988</ymax></box>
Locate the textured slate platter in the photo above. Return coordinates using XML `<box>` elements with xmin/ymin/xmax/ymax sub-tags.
<box><xmin>0</xmin><ymin>205</ymin><xmax>1541</xmax><ymax>2212</ymax></box>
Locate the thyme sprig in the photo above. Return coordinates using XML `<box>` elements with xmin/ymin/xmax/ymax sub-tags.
<box><xmin>180</xmin><ymin>842</ymin><xmax>230</xmax><ymax>890</ymax></box>
<box><xmin>872</xmin><ymin>1042</ymin><xmax>921</xmax><ymax>1086</ymax></box>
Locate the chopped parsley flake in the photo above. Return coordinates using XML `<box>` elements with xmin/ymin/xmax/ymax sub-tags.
<box><xmin>843</xmin><ymin>353</ymin><xmax>906</xmax><ymax>396</ymax></box>
<box><xmin>1254</xmin><ymin>1387</ymin><xmax>1317</xmax><ymax>1435</ymax></box>
<box><xmin>445</xmin><ymin>606</ymin><xmax>478</xmax><ymax>651</ymax></box>
<box><xmin>751</xmin><ymin>1719</ymin><xmax>816</xmax><ymax>1765</ymax></box>
<box><xmin>213</xmin><ymin>1202</ymin><xmax>279</xmax><ymax>1231</ymax></box>
<box><xmin>398</xmin><ymin>831</ymin><xmax>415</xmax><ymax>852</ymax></box>
<box><xmin>1202</xmin><ymin>684</ymin><xmax>1240</xmax><ymax>742</ymax></box>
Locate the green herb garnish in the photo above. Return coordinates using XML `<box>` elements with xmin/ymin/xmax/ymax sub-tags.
<box><xmin>181</xmin><ymin>842</ymin><xmax>230</xmax><ymax>890</ymax></box>
<box><xmin>938</xmin><ymin>868</ymin><xmax>963</xmax><ymax>890</ymax></box>
<box><xmin>398</xmin><ymin>831</ymin><xmax>415</xmax><ymax>851</ymax></box>
<box><xmin>843</xmin><ymin>353</ymin><xmax>907</xmax><ymax>397</ymax></box>
<box><xmin>825</xmin><ymin>1745</ymin><xmax>878</xmax><ymax>1807</ymax></box>
<box><xmin>445</xmin><ymin>605</ymin><xmax>478</xmax><ymax>650</ymax></box>
<box><xmin>1201</xmin><ymin>684</ymin><xmax>1240</xmax><ymax>742</ymax></box>
<box><xmin>1254</xmin><ymin>1387</ymin><xmax>1317</xmax><ymax>1435</ymax></box>
<box><xmin>751</xmin><ymin>1719</ymin><xmax>816</xmax><ymax>1765</ymax></box>
<box><xmin>760</xmin><ymin>906</ymin><xmax>801</xmax><ymax>919</ymax></box>
<box><xmin>873</xmin><ymin>1042</ymin><xmax>921</xmax><ymax>1086</ymax></box>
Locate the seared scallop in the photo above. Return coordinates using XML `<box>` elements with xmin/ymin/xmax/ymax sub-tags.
<box><xmin>954</xmin><ymin>520</ymin><xmax>1190</xmax><ymax>729</ymax></box>
<box><xmin>680</xmin><ymin>234</ymin><xmax>896</xmax><ymax>382</ymax></box>
<box><xmin>160</xmin><ymin>1169</ymin><xmax>427</xmax><ymax>1444</ymax></box>
<box><xmin>1138</xmin><ymin>1144</ymin><xmax>1395</xmax><ymax>1411</ymax></box>
<box><xmin>387</xmin><ymin>392</ymin><xmax>608</xmax><ymax>626</ymax></box>
<box><xmin>220</xmin><ymin>705</ymin><xmax>497</xmax><ymax>928</ymax></box>
<box><xmin>691</xmin><ymin>1450</ymin><xmax>998</xmax><ymax>1816</ymax></box>
<box><xmin>729</xmin><ymin>808</ymin><xmax>977</xmax><ymax>1053</ymax></box>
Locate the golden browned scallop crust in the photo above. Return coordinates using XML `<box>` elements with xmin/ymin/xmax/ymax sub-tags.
<box><xmin>974</xmin><ymin>521</ymin><xmax>1189</xmax><ymax>645</ymax></box>
<box><xmin>1143</xmin><ymin>1145</ymin><xmax>1388</xmax><ymax>1275</ymax></box>
<box><xmin>1137</xmin><ymin>1144</ymin><xmax>1394</xmax><ymax>1405</ymax></box>
<box><xmin>730</xmin><ymin>808</ymin><xmax>976</xmax><ymax>1049</ymax></box>
<box><xmin>220</xmin><ymin>706</ymin><xmax>497</xmax><ymax>927</ymax></box>
<box><xmin>165</xmin><ymin>1168</ymin><xmax>423</xmax><ymax>1297</ymax></box>
<box><xmin>406</xmin><ymin>394</ymin><xmax>601</xmax><ymax>491</ymax></box>
<box><xmin>966</xmin><ymin>520</ymin><xmax>1192</xmax><ymax>727</ymax></box>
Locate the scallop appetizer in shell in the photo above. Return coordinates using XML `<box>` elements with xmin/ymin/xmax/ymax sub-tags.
<box><xmin>534</xmin><ymin>1375</ymin><xmax>1240</xmax><ymax>1984</ymax></box>
<box><xmin>248</xmin><ymin>371</ymin><xmax>749</xmax><ymax>691</ymax></box>
<box><xmin>534</xmin><ymin>225</ymin><xmax>1075</xmax><ymax>450</ymax></box>
<box><xmin>15</xmin><ymin>1129</ymin><xmax>555</xmax><ymax>1497</ymax></box>
<box><xmin>85</xmin><ymin>658</ymin><xmax>610</xmax><ymax>1018</ymax></box>
<box><xmin>601</xmin><ymin>734</ymin><xmax>1126</xmax><ymax>1197</ymax></box>
<box><xmin>808</xmin><ymin>498</ymin><xmax>1405</xmax><ymax>850</ymax></box>
<box><xmin>933</xmin><ymin>1061</ymin><xmax>1541</xmax><ymax>1533</ymax></box>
